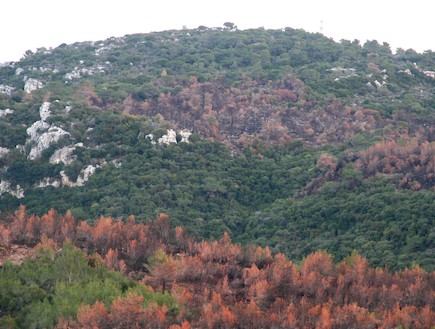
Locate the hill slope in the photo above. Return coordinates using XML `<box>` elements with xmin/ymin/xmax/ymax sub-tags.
<box><xmin>0</xmin><ymin>26</ymin><xmax>434</xmax><ymax>270</ymax></box>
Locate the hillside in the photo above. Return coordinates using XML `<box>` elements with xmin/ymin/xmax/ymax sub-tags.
<box><xmin>0</xmin><ymin>26</ymin><xmax>434</xmax><ymax>271</ymax></box>
<box><xmin>0</xmin><ymin>209</ymin><xmax>433</xmax><ymax>328</ymax></box>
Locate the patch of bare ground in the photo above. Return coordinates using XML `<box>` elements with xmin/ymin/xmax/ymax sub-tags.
<box><xmin>0</xmin><ymin>244</ymin><xmax>33</xmax><ymax>266</ymax></box>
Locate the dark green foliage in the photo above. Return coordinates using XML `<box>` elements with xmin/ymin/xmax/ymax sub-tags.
<box><xmin>241</xmin><ymin>178</ymin><xmax>435</xmax><ymax>271</ymax></box>
<box><xmin>0</xmin><ymin>242</ymin><xmax>176</xmax><ymax>328</ymax></box>
<box><xmin>15</xmin><ymin>141</ymin><xmax>320</xmax><ymax>239</ymax></box>
<box><xmin>4</xmin><ymin>151</ymin><xmax>62</xmax><ymax>187</ymax></box>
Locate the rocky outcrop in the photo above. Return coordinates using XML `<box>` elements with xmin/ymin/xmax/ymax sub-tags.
<box><xmin>36</xmin><ymin>164</ymin><xmax>99</xmax><ymax>190</ymax></box>
<box><xmin>0</xmin><ymin>85</ymin><xmax>15</xmax><ymax>96</ymax></box>
<box><xmin>49</xmin><ymin>143</ymin><xmax>83</xmax><ymax>165</ymax></box>
<box><xmin>423</xmin><ymin>71</ymin><xmax>435</xmax><ymax>79</ymax></box>
<box><xmin>26</xmin><ymin>102</ymin><xmax>51</xmax><ymax>141</ymax></box>
<box><xmin>0</xmin><ymin>180</ymin><xmax>25</xmax><ymax>198</ymax></box>
<box><xmin>0</xmin><ymin>147</ymin><xmax>9</xmax><ymax>159</ymax></box>
<box><xmin>60</xmin><ymin>165</ymin><xmax>98</xmax><ymax>187</ymax></box>
<box><xmin>158</xmin><ymin>129</ymin><xmax>177</xmax><ymax>144</ymax></box>
<box><xmin>35</xmin><ymin>177</ymin><xmax>61</xmax><ymax>189</ymax></box>
<box><xmin>24</xmin><ymin>78</ymin><xmax>44</xmax><ymax>93</ymax></box>
<box><xmin>24</xmin><ymin>102</ymin><xmax>71</xmax><ymax>160</ymax></box>
<box><xmin>39</xmin><ymin>101</ymin><xmax>51</xmax><ymax>121</ymax></box>
<box><xmin>76</xmin><ymin>165</ymin><xmax>98</xmax><ymax>186</ymax></box>
<box><xmin>179</xmin><ymin>130</ymin><xmax>192</xmax><ymax>143</ymax></box>
<box><xmin>64</xmin><ymin>66</ymin><xmax>104</xmax><ymax>81</ymax></box>
<box><xmin>28</xmin><ymin>127</ymin><xmax>70</xmax><ymax>160</ymax></box>
<box><xmin>0</xmin><ymin>108</ymin><xmax>14</xmax><ymax>118</ymax></box>
<box><xmin>157</xmin><ymin>129</ymin><xmax>192</xmax><ymax>144</ymax></box>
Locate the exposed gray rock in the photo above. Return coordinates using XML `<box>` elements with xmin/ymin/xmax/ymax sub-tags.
<box><xmin>0</xmin><ymin>147</ymin><xmax>9</xmax><ymax>159</ymax></box>
<box><xmin>0</xmin><ymin>108</ymin><xmax>14</xmax><ymax>118</ymax></box>
<box><xmin>28</xmin><ymin>127</ymin><xmax>70</xmax><ymax>160</ymax></box>
<box><xmin>0</xmin><ymin>180</ymin><xmax>25</xmax><ymax>198</ymax></box>
<box><xmin>15</xmin><ymin>67</ymin><xmax>24</xmax><ymax>75</ymax></box>
<box><xmin>179</xmin><ymin>129</ymin><xmax>192</xmax><ymax>143</ymax></box>
<box><xmin>327</xmin><ymin>67</ymin><xmax>357</xmax><ymax>80</ymax></box>
<box><xmin>49</xmin><ymin>143</ymin><xmax>83</xmax><ymax>165</ymax></box>
<box><xmin>26</xmin><ymin>102</ymin><xmax>51</xmax><ymax>141</ymax></box>
<box><xmin>76</xmin><ymin>165</ymin><xmax>97</xmax><ymax>186</ymax></box>
<box><xmin>158</xmin><ymin>129</ymin><xmax>177</xmax><ymax>144</ymax></box>
<box><xmin>398</xmin><ymin>69</ymin><xmax>413</xmax><ymax>76</ymax></box>
<box><xmin>157</xmin><ymin>129</ymin><xmax>192</xmax><ymax>144</ymax></box>
<box><xmin>0</xmin><ymin>85</ymin><xmax>15</xmax><ymax>96</ymax></box>
<box><xmin>374</xmin><ymin>80</ymin><xmax>383</xmax><ymax>89</ymax></box>
<box><xmin>24</xmin><ymin>102</ymin><xmax>71</xmax><ymax>160</ymax></box>
<box><xmin>26</xmin><ymin>120</ymin><xmax>50</xmax><ymax>141</ymax></box>
<box><xmin>60</xmin><ymin>165</ymin><xmax>98</xmax><ymax>187</ymax></box>
<box><xmin>64</xmin><ymin>69</ymin><xmax>81</xmax><ymax>80</ymax></box>
<box><xmin>36</xmin><ymin>177</ymin><xmax>61</xmax><ymax>188</ymax></box>
<box><xmin>146</xmin><ymin>133</ymin><xmax>156</xmax><ymax>144</ymax></box>
<box><xmin>24</xmin><ymin>78</ymin><xmax>44</xmax><ymax>93</ymax></box>
<box><xmin>39</xmin><ymin>101</ymin><xmax>51</xmax><ymax>121</ymax></box>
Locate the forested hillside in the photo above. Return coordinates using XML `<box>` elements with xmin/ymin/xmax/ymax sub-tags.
<box><xmin>0</xmin><ymin>25</ymin><xmax>434</xmax><ymax>273</ymax></box>
<box><xmin>0</xmin><ymin>209</ymin><xmax>433</xmax><ymax>328</ymax></box>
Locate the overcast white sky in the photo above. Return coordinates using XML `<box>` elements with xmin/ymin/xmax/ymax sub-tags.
<box><xmin>1</xmin><ymin>0</ymin><xmax>434</xmax><ymax>63</ymax></box>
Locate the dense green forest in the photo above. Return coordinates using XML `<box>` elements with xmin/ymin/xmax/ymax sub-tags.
<box><xmin>0</xmin><ymin>241</ymin><xmax>175</xmax><ymax>328</ymax></box>
<box><xmin>0</xmin><ymin>25</ymin><xmax>434</xmax><ymax>272</ymax></box>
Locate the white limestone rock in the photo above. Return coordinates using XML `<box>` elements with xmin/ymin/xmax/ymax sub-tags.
<box><xmin>64</xmin><ymin>69</ymin><xmax>81</xmax><ymax>80</ymax></box>
<box><xmin>59</xmin><ymin>165</ymin><xmax>98</xmax><ymax>187</ymax></box>
<box><xmin>49</xmin><ymin>143</ymin><xmax>83</xmax><ymax>165</ymax></box>
<box><xmin>76</xmin><ymin>165</ymin><xmax>97</xmax><ymax>186</ymax></box>
<box><xmin>158</xmin><ymin>129</ymin><xmax>177</xmax><ymax>144</ymax></box>
<box><xmin>26</xmin><ymin>102</ymin><xmax>51</xmax><ymax>141</ymax></box>
<box><xmin>0</xmin><ymin>147</ymin><xmax>9</xmax><ymax>159</ymax></box>
<box><xmin>15</xmin><ymin>67</ymin><xmax>24</xmax><ymax>75</ymax></box>
<box><xmin>0</xmin><ymin>85</ymin><xmax>15</xmax><ymax>96</ymax></box>
<box><xmin>26</xmin><ymin>120</ymin><xmax>50</xmax><ymax>141</ymax></box>
<box><xmin>179</xmin><ymin>129</ymin><xmax>192</xmax><ymax>143</ymax></box>
<box><xmin>26</xmin><ymin>102</ymin><xmax>71</xmax><ymax>160</ymax></box>
<box><xmin>157</xmin><ymin>129</ymin><xmax>192</xmax><ymax>144</ymax></box>
<box><xmin>0</xmin><ymin>108</ymin><xmax>14</xmax><ymax>118</ymax></box>
<box><xmin>36</xmin><ymin>177</ymin><xmax>61</xmax><ymax>188</ymax></box>
<box><xmin>24</xmin><ymin>78</ymin><xmax>44</xmax><ymax>93</ymax></box>
<box><xmin>39</xmin><ymin>101</ymin><xmax>51</xmax><ymax>121</ymax></box>
<box><xmin>60</xmin><ymin>171</ymin><xmax>74</xmax><ymax>187</ymax></box>
<box><xmin>374</xmin><ymin>80</ymin><xmax>383</xmax><ymax>89</ymax></box>
<box><xmin>0</xmin><ymin>180</ymin><xmax>25</xmax><ymax>198</ymax></box>
<box><xmin>423</xmin><ymin>71</ymin><xmax>435</xmax><ymax>78</ymax></box>
<box><xmin>16</xmin><ymin>145</ymin><xmax>26</xmax><ymax>154</ymax></box>
<box><xmin>28</xmin><ymin>127</ymin><xmax>70</xmax><ymax>160</ymax></box>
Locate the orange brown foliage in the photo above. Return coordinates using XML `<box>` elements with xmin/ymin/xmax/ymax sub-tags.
<box><xmin>1</xmin><ymin>207</ymin><xmax>434</xmax><ymax>329</ymax></box>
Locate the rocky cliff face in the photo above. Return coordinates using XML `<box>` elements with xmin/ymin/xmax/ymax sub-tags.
<box><xmin>22</xmin><ymin>102</ymin><xmax>71</xmax><ymax>160</ymax></box>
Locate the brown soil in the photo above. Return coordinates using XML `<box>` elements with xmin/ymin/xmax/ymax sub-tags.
<box><xmin>0</xmin><ymin>244</ymin><xmax>33</xmax><ymax>266</ymax></box>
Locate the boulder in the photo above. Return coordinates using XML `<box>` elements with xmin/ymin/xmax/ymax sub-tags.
<box><xmin>24</xmin><ymin>78</ymin><xmax>44</xmax><ymax>93</ymax></box>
